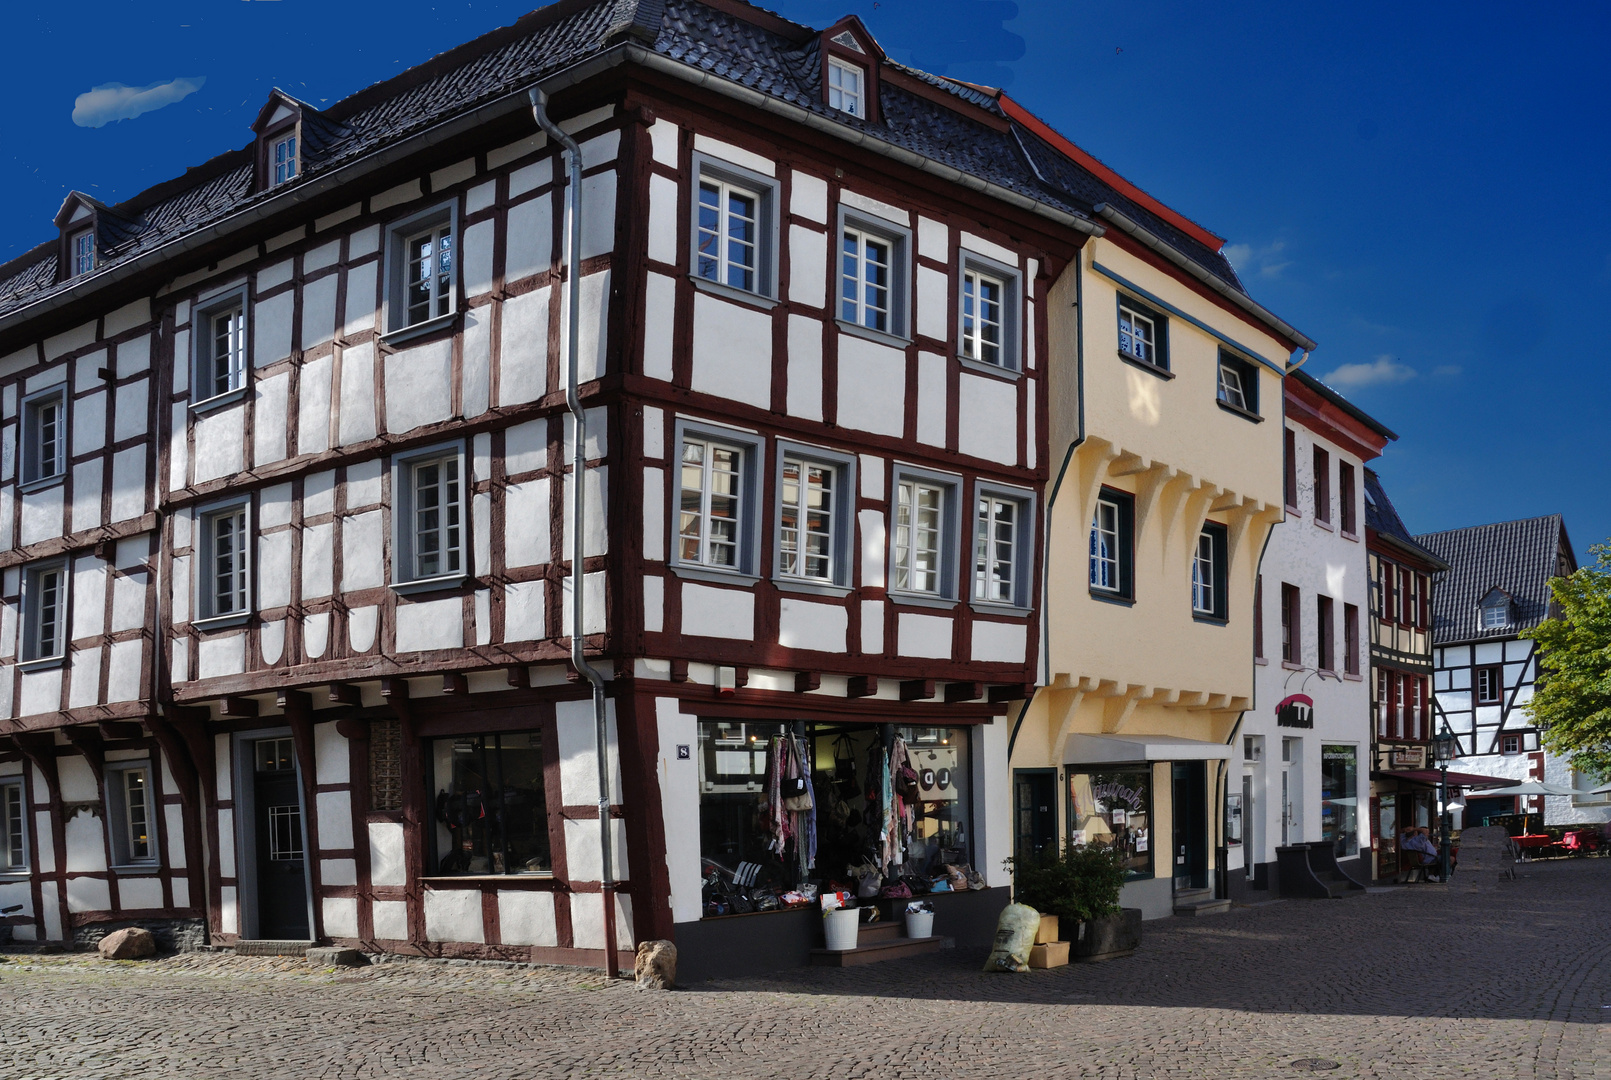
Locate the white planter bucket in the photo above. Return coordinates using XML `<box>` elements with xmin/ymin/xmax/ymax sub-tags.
<box><xmin>824</xmin><ymin>908</ymin><xmax>860</xmax><ymax>951</ymax></box>
<box><xmin>905</xmin><ymin>910</ymin><xmax>935</xmax><ymax>939</ymax></box>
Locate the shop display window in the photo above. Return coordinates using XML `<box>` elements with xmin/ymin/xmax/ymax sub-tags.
<box><xmin>1068</xmin><ymin>768</ymin><xmax>1152</xmax><ymax>879</ymax></box>
<box><xmin>697</xmin><ymin>720</ymin><xmax>976</xmax><ymax>918</ymax></box>
<box><xmin>1320</xmin><ymin>745</ymin><xmax>1359</xmax><ymax>856</ymax></box>
<box><xmin>429</xmin><ymin>732</ymin><xmax>551</xmax><ymax>875</ymax></box>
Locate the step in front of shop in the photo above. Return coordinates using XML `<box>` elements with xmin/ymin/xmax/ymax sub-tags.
<box><xmin>232</xmin><ymin>939</ymin><xmax>317</xmax><ymax>956</ymax></box>
<box><xmin>1172</xmin><ymin>889</ymin><xmax>1231</xmax><ymax>917</ymax></box>
<box><xmin>809</xmin><ymin>919</ymin><xmax>948</xmax><ymax>967</ymax></box>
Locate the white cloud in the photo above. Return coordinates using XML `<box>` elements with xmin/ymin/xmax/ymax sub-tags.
<box><xmin>1322</xmin><ymin>355</ymin><xmax>1417</xmax><ymax>389</ymax></box>
<box><xmin>73</xmin><ymin>76</ymin><xmax>206</xmax><ymax>129</ymax></box>
<box><xmin>1223</xmin><ymin>239</ymin><xmax>1290</xmax><ymax>279</ymax></box>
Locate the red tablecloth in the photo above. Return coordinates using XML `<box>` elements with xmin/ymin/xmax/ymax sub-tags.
<box><xmin>1513</xmin><ymin>834</ymin><xmax>1555</xmax><ymax>849</ymax></box>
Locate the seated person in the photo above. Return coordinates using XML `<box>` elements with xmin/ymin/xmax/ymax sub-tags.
<box><xmin>1400</xmin><ymin>826</ymin><xmax>1441</xmax><ymax>878</ymax></box>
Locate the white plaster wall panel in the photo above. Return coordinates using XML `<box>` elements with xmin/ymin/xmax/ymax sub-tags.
<box><xmin>691</xmin><ymin>292</ymin><xmax>771</xmax><ymax>409</ymax></box>
<box><xmin>112</xmin><ymin>379</ymin><xmax>149</xmax><ymax>442</ymax></box>
<box><xmin>64</xmin><ymin>809</ymin><xmax>106</xmax><ymax>874</ymax></box>
<box><xmin>314</xmin><ymin>721</ymin><xmax>349</xmax><ymax>786</ymax></box>
<box><xmin>71</xmin><ymin>554</ymin><xmax>107</xmax><ymax>632</ymax></box>
<box><xmin>681</xmin><ymin>583</ymin><xmax>755</xmax><ymax>641</ymax></box>
<box><xmin>197</xmin><ymin>633</ymin><xmax>245</xmax><ymax>679</ymax></box>
<box><xmin>120</xmin><ymin>876</ymin><xmax>163</xmax><ymax>911</ymax></box>
<box><xmin>104</xmin><ymin>298</ymin><xmax>149</xmax><ymax>338</ymax></box>
<box><xmin>258</xmin><ymin>531</ymin><xmax>293</xmax><ymax>609</ymax></box>
<box><xmin>343</xmin><ymin>262</ymin><xmax>378</xmax><ymax>337</ymax></box>
<box><xmin>75</xmin><ymin>350</ymin><xmax>107</xmax><ymax>390</ymax></box>
<box><xmin>117</xmin><ymin>335</ymin><xmax>151</xmax><ymax>378</ymax></box>
<box><xmin>111</xmin><ymin>447</ymin><xmax>145</xmax><ymax>521</ymax></box>
<box><xmin>697</xmin><ymin>135</ymin><xmax>774</xmax><ymax>176</ymax></box>
<box><xmin>560</xmin><ymin>571</ymin><xmax>607</xmax><ymax>636</ymax></box>
<box><xmin>1475</xmin><ymin>642</ymin><xmax>1503</xmax><ymax>664</ymax></box>
<box><xmin>466</xmin><ymin>179</ymin><xmax>496</xmax><ymax>214</ymax></box>
<box><xmin>169</xmin><ymin>878</ymin><xmax>191</xmax><ymax>909</ymax></box>
<box><xmin>788</xmin><ymin>225</ymin><xmax>826</xmax><ymax>307</ymax></box>
<box><xmin>0</xmin><ymin>600</ymin><xmax>13</xmax><ymax>658</ymax></box>
<box><xmin>859</xmin><ymin>509</ymin><xmax>886</xmax><ymax>588</ymax></box>
<box><xmin>575</xmin><ymin>270</ymin><xmax>610</xmax><ymax>383</ymax></box>
<box><xmin>170</xmin><ymin>553</ymin><xmax>191</xmax><ymax>624</ymax></box>
<box><xmin>316</xmin><ymin>790</ymin><xmax>354</xmax><ymax>849</ymax></box>
<box><xmin>163</xmin><ymin>803</ymin><xmax>187</xmax><ymax>869</ymax></box>
<box><xmin>106</xmin><ymin>639</ymin><xmax>143</xmax><ymax>702</ymax></box>
<box><xmin>349</xmin><ymin>606</ymin><xmax>378</xmax><ymax>653</ymax></box>
<box><xmin>462</xmin><ymin>219</ymin><xmax>495</xmax><ymax>298</ymax></box>
<box><xmin>298</xmin><ymin>353</ymin><xmax>333</xmax><ymax>455</ymax></box>
<box><xmin>899</xmin><ymin>612</ymin><xmax>953</xmax><ymax>658</ymax></box>
<box><xmin>254</xmin><ymin>291</ymin><xmax>294</xmax><ymax>368</ymax></box>
<box><xmin>643</xmin><ymin>575</ymin><xmax>664</xmax><ymax>633</ymax></box>
<box><xmin>305</xmin><ymin>239</ymin><xmax>341</xmax><ymax>273</ymax></box>
<box><xmin>498</xmin><ymin>287</ymin><xmax>550</xmax><ymax>405</ymax></box>
<box><xmin>957</xmin><ymin>373</ymin><xmax>1018</xmax><ymax>465</ymax></box>
<box><xmin>462</xmin><ymin>309</ymin><xmax>492</xmax><ymax>418</ymax></box>
<box><xmin>497</xmin><ymin>891</ymin><xmax>559</xmax><ymax>947</ymax></box>
<box><xmin>642</xmin><ymin>273</ymin><xmax>676</xmax><ymax>381</ymax></box>
<box><xmin>169</xmin><ymin>642</ymin><xmax>188</xmax><ymax>684</ymax></box>
<box><xmin>394</xmin><ymin>596</ymin><xmax>463</xmax><ymax>653</ymax></box>
<box><xmin>341</xmin><ymin>511</ymin><xmax>384</xmax><ymax>592</ymax></box>
<box><xmin>19</xmin><ymin>668</ymin><xmax>62</xmax><ymax>718</ymax></box>
<box><xmin>1</xmin><ymin>425</ymin><xmax>12</xmax><ymax>482</ymax></box>
<box><xmin>192</xmin><ymin>405</ymin><xmax>246</xmax><ymax>483</ymax></box>
<box><xmin>562</xmin><ymin>407</ymin><xmax>609</xmax><ymax>462</ymax></box>
<box><xmin>346</xmin><ymin>458</ymin><xmax>383</xmax><ymax>506</ymax></box>
<box><xmin>642</xmin><ymin>467</ymin><xmax>664</xmax><ymax>561</ymax></box>
<box><xmin>384</xmin><ymin>339</ymin><xmax>453</xmax><ymax>434</ymax></box>
<box><xmin>571</xmin><ymin>892</ymin><xmax>636</xmax><ymax>951</ymax></box>
<box><xmin>916</xmin><ymin>351</ymin><xmax>947</xmax><ymax>446</ymax></box>
<box><xmin>505</xmin><ymin>198</ymin><xmax>554</xmax><ymax>284</ymax></box>
<box><xmin>563</xmin><ymin>467</ymin><xmax>609</xmax><ymax>558</ymax></box>
<box><xmin>166</xmin><ymin>406</ymin><xmax>188</xmax><ymax>492</ymax></box>
<box><xmin>564</xmin><ymin>818</ymin><xmax>631</xmax><ymax>883</ymax></box>
<box><xmin>371</xmin><ymin>179</ymin><xmax>421</xmax><ymax>212</ymax></box>
<box><xmin>67</xmin><ymin>646</ymin><xmax>102</xmax><ymax>709</ymax></box>
<box><xmin>503</xmin><ymin>579</ymin><xmax>545</xmax><ymax>643</ymax></box>
<box><xmin>218</xmin><ymin>885</ymin><xmax>238</xmax><ymax>935</ymax></box>
<box><xmin>323</xmin><ymin>897</ymin><xmax>359</xmax><ymax>939</ymax></box>
<box><xmin>257</xmin><ymin>259</ymin><xmax>293</xmax><ymax>292</ymax></box>
<box><xmin>836</xmin><ymin>335</ymin><xmax>905</xmax><ymax>437</ymax></box>
<box><xmin>653</xmin><ymin>696</ymin><xmax>702</xmax><ymax>921</ymax></box>
<box><xmin>978</xmin><ymin>720</ymin><xmax>1011</xmax><ymax>887</ymax></box>
<box><xmin>338</xmin><ymin>342</ymin><xmax>377</xmax><ymax>445</ymax></box>
<box><xmin>301</xmin><ymin>275</ymin><xmax>338</xmax><ymax>351</ymax></box>
<box><xmin>578</xmin><ymin>171</ymin><xmax>617</xmax><ymax>261</ymax></box>
<box><xmin>302</xmin><ymin>522</ymin><xmax>334</xmax><ymax>599</ymax></box>
<box><xmin>860</xmin><ymin>455</ymin><xmax>884</xmax><ymax>500</ymax></box>
<box><xmin>0</xmin><ymin>884</ymin><xmax>30</xmax><ymax>924</ymax></box>
<box><xmin>648</xmin><ymin>119</ymin><xmax>679</xmax><ymax>166</ymax></box>
<box><xmin>212</xmin><ymin>734</ymin><xmax>233</xmax><ymax>799</ymax></box>
<box><xmin>555</xmin><ymin>698</ymin><xmax>623</xmax><ymax>805</ymax></box>
<box><xmin>371</xmin><ymin>900</ymin><xmax>408</xmax><ymax>941</ymax></box>
<box><xmin>72</xmin><ymin>391</ymin><xmax>106</xmax><ymax>457</ymax></box>
<box><xmin>304</xmin><ymin>612</ymin><xmax>331</xmax><ymax>659</ymax></box>
<box><xmin>474</xmin><ymin>588</ymin><xmax>492</xmax><ymax>646</ymax></box>
<box><xmin>578</xmin><ymin>127</ymin><xmax>619</xmax><ymax>166</ymax></box>
<box><xmin>58</xmin><ymin>757</ymin><xmax>98</xmax><ymax>803</ymax></box>
<box><xmin>508</xmin><ymin>155</ymin><xmax>552</xmax><ymax>197</ymax></box>
<box><xmin>111</xmin><ymin>571</ymin><xmax>146</xmax><ymax>632</ymax></box>
<box><xmin>643</xmin><ymin>407</ymin><xmax>664</xmax><ymax>459</ymax></box>
<box><xmin>368</xmin><ymin>822</ymin><xmax>406</xmax><ymax>887</ymax></box>
<box><xmin>431</xmin><ymin>157</ymin><xmax>476</xmax><ymax>191</ymax></box>
<box><xmin>253</xmin><ymin>371</ymin><xmax>290</xmax><ymax>466</ymax></box>
<box><xmin>972</xmin><ymin>620</ymin><xmax>1028</xmax><ymax>663</ymax></box>
<box><xmin>424</xmin><ymin>889</ymin><xmax>484</xmax><ymax>943</ymax></box>
<box><xmin>350</xmin><ymin>224</ymin><xmax>381</xmax><ymax>258</ymax></box>
<box><xmin>504</xmin><ymin>478</ymin><xmax>551</xmax><ymax>568</ymax></box>
<box><xmin>474</xmin><ymin>492</ymin><xmax>493</xmax><ymax>577</ymax></box>
<box><xmin>70</xmin><ymin>461</ymin><xmax>102</xmax><ymax>531</ymax></box>
<box><xmin>647</xmin><ymin>174</ymin><xmax>679</xmax><ymax>264</ymax></box>
<box><xmin>1026</xmin><ymin>296</ymin><xmax>1037</xmax><ymax>371</ymax></box>
<box><xmin>504</xmin><ymin>418</ymin><xmax>547</xmax><ymax>475</ymax></box>
<box><xmin>916</xmin><ymin>266</ymin><xmax>949</xmax><ymax>341</ymax></box>
<box><xmin>1025</xmin><ymin>378</ymin><xmax>1036</xmax><ymax>468</ymax></box>
<box><xmin>961</xmin><ymin>232</ymin><xmax>1017</xmax><ymax>268</ymax></box>
<box><xmin>260</xmin><ymin>620</ymin><xmax>285</xmax><ymax>665</ymax></box>
<box><xmin>33</xmin><ymin>810</ymin><xmax>55</xmax><ymax>873</ymax></box>
<box><xmin>778</xmin><ymin>598</ymin><xmax>848</xmax><ymax>653</ymax></box>
<box><xmin>37</xmin><ymin>881</ymin><xmax>62</xmax><ymax>938</ymax></box>
<box><xmin>66</xmin><ymin>875</ymin><xmax>111</xmax><ymax>915</ymax></box>
<box><xmin>304</xmin><ymin>470</ymin><xmax>336</xmax><ymax>518</ymax></box>
<box><xmin>45</xmin><ymin>321</ymin><xmax>96</xmax><ymax>360</ymax></box>
<box><xmin>840</xmin><ymin>189</ymin><xmax>911</xmax><ymax>226</ymax></box>
<box><xmin>861</xmin><ymin>599</ymin><xmax>885</xmax><ymax>654</ymax></box>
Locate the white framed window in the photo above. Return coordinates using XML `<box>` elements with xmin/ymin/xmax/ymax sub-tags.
<box><xmin>1501</xmin><ymin>734</ymin><xmax>1521</xmax><ymax>755</ymax></box>
<box><xmin>779</xmin><ymin>457</ymin><xmax>835</xmax><ymax>581</ymax></box>
<box><xmin>198</xmin><ymin>502</ymin><xmax>252</xmax><ymax>622</ymax></box>
<box><xmin>827</xmin><ymin>57</ymin><xmax>866</xmax><ymax>117</ymax></box>
<box><xmin>680</xmin><ymin>437</ymin><xmax>746</xmax><ymax>570</ymax></box>
<box><xmin>1479</xmin><ymin>596</ymin><xmax>1509</xmax><ymax>630</ymax></box>
<box><xmin>106</xmin><ymin>762</ymin><xmax>158</xmax><ymax>867</ymax></box>
<box><xmin>1</xmin><ymin>779</ymin><xmax>25</xmax><ymax>872</ymax></box>
<box><xmin>70</xmin><ymin>229</ymin><xmax>96</xmax><ymax>277</ymax></box>
<box><xmin>1118</xmin><ymin>304</ymin><xmax>1155</xmax><ymax>364</ymax></box>
<box><xmin>21</xmin><ymin>560</ymin><xmax>69</xmax><ymax>663</ymax></box>
<box><xmin>1217</xmin><ymin>362</ymin><xmax>1247</xmax><ymax>411</ymax></box>
<box><xmin>392</xmin><ymin>444</ymin><xmax>466</xmax><ymax>589</ymax></box>
<box><xmin>1192</xmin><ymin>530</ymin><xmax>1216</xmax><ymax>614</ymax></box>
<box><xmin>193</xmin><ymin>289</ymin><xmax>248</xmax><ymax>404</ymax></box>
<box><xmin>384</xmin><ymin>204</ymin><xmax>457</xmax><ymax>338</ymax></box>
<box><xmin>271</xmin><ymin>132</ymin><xmax>298</xmax><ymax>186</ymax></box>
<box><xmin>21</xmin><ymin>385</ymin><xmax>67</xmax><ymax>486</ymax></box>
<box><xmin>1217</xmin><ymin>350</ymin><xmax>1260</xmax><ymax>417</ymax></box>
<box><xmin>891</xmin><ymin>467</ymin><xmax>960</xmax><ymax>600</ymax></box>
<box><xmin>841</xmin><ymin>228</ymin><xmax>891</xmax><ymax>331</ymax></box>
<box><xmin>1089</xmin><ymin>490</ymin><xmax>1133</xmax><ymax>598</ymax></box>
<box><xmin>973</xmin><ymin>485</ymin><xmax>1033</xmax><ymax>608</ymax></box>
<box><xmin>958</xmin><ymin>251</ymin><xmax>1021</xmax><ymax>372</ymax></box>
<box><xmin>691</xmin><ymin>156</ymin><xmax>779</xmax><ymax>300</ymax></box>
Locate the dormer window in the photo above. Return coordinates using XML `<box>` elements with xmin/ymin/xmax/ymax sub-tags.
<box><xmin>828</xmin><ymin>57</ymin><xmax>865</xmax><ymax>117</ymax></box>
<box><xmin>1480</xmin><ymin>597</ymin><xmax>1509</xmax><ymax>630</ymax></box>
<box><xmin>70</xmin><ymin>229</ymin><xmax>95</xmax><ymax>277</ymax></box>
<box><xmin>271</xmin><ymin>132</ymin><xmax>298</xmax><ymax>186</ymax></box>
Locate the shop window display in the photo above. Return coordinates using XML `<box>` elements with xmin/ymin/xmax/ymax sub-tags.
<box><xmin>697</xmin><ymin>721</ymin><xmax>979</xmax><ymax>918</ymax></box>
<box><xmin>1068</xmin><ymin>769</ymin><xmax>1152</xmax><ymax>878</ymax></box>
<box><xmin>1320</xmin><ymin>745</ymin><xmax>1359</xmax><ymax>857</ymax></box>
<box><xmin>430</xmin><ymin>732</ymin><xmax>551</xmax><ymax>875</ymax></box>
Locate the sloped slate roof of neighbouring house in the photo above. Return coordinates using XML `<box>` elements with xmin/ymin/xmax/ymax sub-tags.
<box><xmin>1416</xmin><ymin>515</ymin><xmax>1578</xmax><ymax>645</ymax></box>
<box><xmin>1364</xmin><ymin>468</ymin><xmax>1445</xmax><ymax>568</ymax></box>
<box><xmin>0</xmin><ymin>0</ymin><xmax>1254</xmax><ymax>326</ymax></box>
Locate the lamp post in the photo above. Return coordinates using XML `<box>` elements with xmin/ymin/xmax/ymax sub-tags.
<box><xmin>1432</xmin><ymin>725</ymin><xmax>1458</xmax><ymax>882</ymax></box>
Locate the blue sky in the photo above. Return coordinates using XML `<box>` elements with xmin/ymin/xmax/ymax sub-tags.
<box><xmin>4</xmin><ymin>1</ymin><xmax>1606</xmax><ymax>552</ymax></box>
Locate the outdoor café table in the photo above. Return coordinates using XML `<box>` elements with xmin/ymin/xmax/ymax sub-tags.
<box><xmin>1513</xmin><ymin>834</ymin><xmax>1555</xmax><ymax>861</ymax></box>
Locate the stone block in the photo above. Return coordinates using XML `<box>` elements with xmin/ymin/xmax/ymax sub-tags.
<box><xmin>634</xmin><ymin>939</ymin><xmax>677</xmax><ymax>990</ymax></box>
<box><xmin>98</xmin><ymin>927</ymin><xmax>156</xmax><ymax>960</ymax></box>
<box><xmin>305</xmin><ymin>947</ymin><xmax>366</xmax><ymax>967</ymax></box>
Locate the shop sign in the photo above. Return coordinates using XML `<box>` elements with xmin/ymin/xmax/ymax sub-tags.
<box><xmin>1391</xmin><ymin>745</ymin><xmax>1427</xmax><ymax>768</ymax></box>
<box><xmin>1275</xmin><ymin>693</ymin><xmax>1315</xmax><ymax>728</ymax></box>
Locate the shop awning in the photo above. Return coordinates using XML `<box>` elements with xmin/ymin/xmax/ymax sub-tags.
<box><xmin>1064</xmin><ymin>733</ymin><xmax>1233</xmax><ymax>765</ymax></box>
<box><xmin>1370</xmin><ymin>769</ymin><xmax>1515</xmax><ymax>789</ymax></box>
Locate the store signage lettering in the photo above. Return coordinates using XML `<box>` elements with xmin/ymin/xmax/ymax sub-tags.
<box><xmin>1391</xmin><ymin>745</ymin><xmax>1426</xmax><ymax>768</ymax></box>
<box><xmin>1092</xmin><ymin>781</ymin><xmax>1144</xmax><ymax>811</ymax></box>
<box><xmin>1276</xmin><ymin>693</ymin><xmax>1315</xmax><ymax>728</ymax></box>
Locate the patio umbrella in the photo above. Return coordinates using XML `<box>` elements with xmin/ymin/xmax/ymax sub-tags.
<box><xmin>1476</xmin><ymin>780</ymin><xmax>1578</xmax><ymax>797</ymax></box>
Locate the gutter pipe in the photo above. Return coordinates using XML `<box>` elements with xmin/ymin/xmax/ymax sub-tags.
<box><xmin>529</xmin><ymin>86</ymin><xmax>618</xmax><ymax>979</ymax></box>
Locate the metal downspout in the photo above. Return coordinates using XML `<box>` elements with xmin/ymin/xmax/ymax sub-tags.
<box><xmin>529</xmin><ymin>87</ymin><xmax>618</xmax><ymax>978</ymax></box>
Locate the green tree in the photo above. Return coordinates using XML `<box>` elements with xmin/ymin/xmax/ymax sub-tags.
<box><xmin>1524</xmin><ymin>544</ymin><xmax>1611</xmax><ymax>778</ymax></box>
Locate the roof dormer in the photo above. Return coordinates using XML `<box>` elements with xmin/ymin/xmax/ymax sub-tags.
<box><xmin>1477</xmin><ymin>587</ymin><xmax>1513</xmax><ymax>632</ymax></box>
<box><xmin>820</xmin><ymin>17</ymin><xmax>883</xmax><ymax>123</ymax></box>
<box><xmin>53</xmin><ymin>191</ymin><xmax>106</xmax><ymax>283</ymax></box>
<box><xmin>252</xmin><ymin>89</ymin><xmax>308</xmax><ymax>193</ymax></box>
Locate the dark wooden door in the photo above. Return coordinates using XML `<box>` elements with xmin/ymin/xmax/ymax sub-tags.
<box><xmin>254</xmin><ymin>767</ymin><xmax>309</xmax><ymax>939</ymax></box>
<box><xmin>1013</xmin><ymin>769</ymin><xmax>1058</xmax><ymax>865</ymax></box>
<box><xmin>1172</xmin><ymin>762</ymin><xmax>1208</xmax><ymax>890</ymax></box>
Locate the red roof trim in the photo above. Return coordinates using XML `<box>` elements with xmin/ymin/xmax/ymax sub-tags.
<box><xmin>998</xmin><ymin>94</ymin><xmax>1225</xmax><ymax>252</ymax></box>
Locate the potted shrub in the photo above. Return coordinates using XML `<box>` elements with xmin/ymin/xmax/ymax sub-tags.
<box><xmin>1009</xmin><ymin>843</ymin><xmax>1140</xmax><ymax>961</ymax></box>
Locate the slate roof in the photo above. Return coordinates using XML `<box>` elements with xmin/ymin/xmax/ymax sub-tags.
<box><xmin>0</xmin><ymin>0</ymin><xmax>1256</xmax><ymax>328</ymax></box>
<box><xmin>1415</xmin><ymin>515</ymin><xmax>1578</xmax><ymax>646</ymax></box>
<box><xmin>1364</xmin><ymin>469</ymin><xmax>1444</xmax><ymax>569</ymax></box>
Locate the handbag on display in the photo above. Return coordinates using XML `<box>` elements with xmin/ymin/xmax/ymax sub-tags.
<box><xmin>879</xmin><ymin>880</ymin><xmax>913</xmax><ymax>900</ymax></box>
<box><xmin>857</xmin><ymin>871</ymin><xmax>882</xmax><ymax>899</ymax></box>
<box><xmin>834</xmin><ymin>735</ymin><xmax>858</xmax><ymax>796</ymax></box>
<box><xmin>895</xmin><ymin>758</ymin><xmax>920</xmax><ymax>801</ymax></box>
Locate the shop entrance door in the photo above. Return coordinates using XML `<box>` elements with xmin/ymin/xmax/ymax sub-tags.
<box><xmin>1171</xmin><ymin>762</ymin><xmax>1208</xmax><ymax>891</ymax></box>
<box><xmin>251</xmin><ymin>737</ymin><xmax>309</xmax><ymax>939</ymax></box>
<box><xmin>1013</xmin><ymin>769</ymin><xmax>1058</xmax><ymax>865</ymax></box>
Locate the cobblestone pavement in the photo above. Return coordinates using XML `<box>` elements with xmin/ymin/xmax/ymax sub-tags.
<box><xmin>3</xmin><ymin>858</ymin><xmax>1610</xmax><ymax>1080</ymax></box>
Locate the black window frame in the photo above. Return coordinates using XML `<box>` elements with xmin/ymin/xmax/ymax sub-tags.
<box><xmin>1089</xmin><ymin>487</ymin><xmax>1135</xmax><ymax>603</ymax></box>
<box><xmin>1115</xmin><ymin>293</ymin><xmax>1170</xmax><ymax>376</ymax></box>
<box><xmin>1338</xmin><ymin>461</ymin><xmax>1358</xmax><ymax>536</ymax></box>
<box><xmin>1215</xmin><ymin>349</ymin><xmax>1261</xmax><ymax>420</ymax></box>
<box><xmin>1191</xmin><ymin>521</ymin><xmax>1229</xmax><ymax>623</ymax></box>
<box><xmin>1475</xmin><ymin>664</ymin><xmax>1503</xmax><ymax>705</ymax></box>
<box><xmin>1317</xmin><ymin>594</ymin><xmax>1335</xmax><ymax>672</ymax></box>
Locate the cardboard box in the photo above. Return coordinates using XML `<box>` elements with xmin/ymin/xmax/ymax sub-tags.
<box><xmin>1029</xmin><ymin>941</ymin><xmax>1070</xmax><ymax>969</ymax></box>
<box><xmin>1035</xmin><ymin>915</ymin><xmax>1060</xmax><ymax>944</ymax></box>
